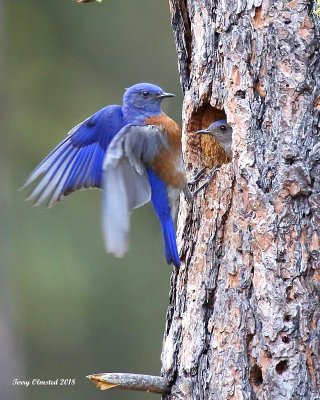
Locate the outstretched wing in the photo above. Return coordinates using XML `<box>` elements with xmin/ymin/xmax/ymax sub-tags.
<box><xmin>102</xmin><ymin>124</ymin><xmax>169</xmax><ymax>257</ymax></box>
<box><xmin>22</xmin><ymin>105</ymin><xmax>125</xmax><ymax>207</ymax></box>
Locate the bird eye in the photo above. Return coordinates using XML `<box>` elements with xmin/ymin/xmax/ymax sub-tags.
<box><xmin>220</xmin><ymin>125</ymin><xmax>227</xmax><ymax>132</ymax></box>
<box><xmin>141</xmin><ymin>90</ymin><xmax>150</xmax><ymax>97</ymax></box>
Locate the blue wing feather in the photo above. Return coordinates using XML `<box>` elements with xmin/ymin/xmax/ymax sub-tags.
<box><xmin>70</xmin><ymin>106</ymin><xmax>116</xmax><ymax>147</ymax></box>
<box><xmin>62</xmin><ymin>146</ymin><xmax>91</xmax><ymax>195</ymax></box>
<box><xmin>23</xmin><ymin>105</ymin><xmax>125</xmax><ymax>206</ymax></box>
<box><xmin>146</xmin><ymin>168</ymin><xmax>180</xmax><ymax>267</ymax></box>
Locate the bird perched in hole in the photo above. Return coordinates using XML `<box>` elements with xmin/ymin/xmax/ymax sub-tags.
<box><xmin>22</xmin><ymin>83</ymin><xmax>191</xmax><ymax>268</ymax></box>
<box><xmin>197</xmin><ymin>119</ymin><xmax>233</xmax><ymax>158</ymax></box>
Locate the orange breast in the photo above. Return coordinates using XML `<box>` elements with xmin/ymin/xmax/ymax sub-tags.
<box><xmin>145</xmin><ymin>113</ymin><xmax>186</xmax><ymax>188</ymax></box>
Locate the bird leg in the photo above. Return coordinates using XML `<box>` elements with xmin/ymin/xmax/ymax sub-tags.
<box><xmin>184</xmin><ymin>168</ymin><xmax>207</xmax><ymax>201</ymax></box>
<box><xmin>182</xmin><ymin>168</ymin><xmax>206</xmax><ymax>201</ymax></box>
<box><xmin>183</xmin><ymin>186</ymin><xmax>194</xmax><ymax>202</ymax></box>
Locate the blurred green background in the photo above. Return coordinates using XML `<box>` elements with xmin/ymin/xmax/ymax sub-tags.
<box><xmin>2</xmin><ymin>1</ymin><xmax>182</xmax><ymax>399</ymax></box>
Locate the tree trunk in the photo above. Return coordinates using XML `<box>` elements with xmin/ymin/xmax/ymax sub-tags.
<box><xmin>162</xmin><ymin>1</ymin><xmax>320</xmax><ymax>399</ymax></box>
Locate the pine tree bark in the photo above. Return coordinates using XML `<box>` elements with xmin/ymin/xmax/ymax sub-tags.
<box><xmin>162</xmin><ymin>1</ymin><xmax>320</xmax><ymax>399</ymax></box>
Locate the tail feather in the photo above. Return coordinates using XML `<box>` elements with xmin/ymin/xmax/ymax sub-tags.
<box><xmin>146</xmin><ymin>168</ymin><xmax>181</xmax><ymax>267</ymax></box>
<box><xmin>161</xmin><ymin>218</ymin><xmax>180</xmax><ymax>267</ymax></box>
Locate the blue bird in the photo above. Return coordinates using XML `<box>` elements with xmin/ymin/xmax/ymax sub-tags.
<box><xmin>22</xmin><ymin>83</ymin><xmax>191</xmax><ymax>267</ymax></box>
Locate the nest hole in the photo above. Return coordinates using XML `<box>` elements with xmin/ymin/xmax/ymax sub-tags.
<box><xmin>188</xmin><ymin>103</ymin><xmax>226</xmax><ymax>133</ymax></box>
<box><xmin>188</xmin><ymin>104</ymin><xmax>229</xmax><ymax>168</ymax></box>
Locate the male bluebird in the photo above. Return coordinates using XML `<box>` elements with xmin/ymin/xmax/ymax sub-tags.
<box><xmin>22</xmin><ymin>83</ymin><xmax>191</xmax><ymax>268</ymax></box>
<box><xmin>197</xmin><ymin>119</ymin><xmax>233</xmax><ymax>158</ymax></box>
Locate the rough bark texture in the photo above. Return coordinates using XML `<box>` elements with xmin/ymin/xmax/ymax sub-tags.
<box><xmin>162</xmin><ymin>1</ymin><xmax>320</xmax><ymax>399</ymax></box>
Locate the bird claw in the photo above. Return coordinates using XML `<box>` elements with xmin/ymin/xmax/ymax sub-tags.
<box><xmin>188</xmin><ymin>167</ymin><xmax>206</xmax><ymax>185</ymax></box>
<box><xmin>192</xmin><ymin>166</ymin><xmax>219</xmax><ymax>195</ymax></box>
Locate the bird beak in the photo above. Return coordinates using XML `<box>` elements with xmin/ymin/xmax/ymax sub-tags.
<box><xmin>158</xmin><ymin>92</ymin><xmax>175</xmax><ymax>99</ymax></box>
<box><xmin>196</xmin><ymin>129</ymin><xmax>209</xmax><ymax>134</ymax></box>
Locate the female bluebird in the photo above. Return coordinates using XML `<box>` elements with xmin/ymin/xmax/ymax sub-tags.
<box><xmin>22</xmin><ymin>83</ymin><xmax>191</xmax><ymax>267</ymax></box>
<box><xmin>197</xmin><ymin>120</ymin><xmax>233</xmax><ymax>158</ymax></box>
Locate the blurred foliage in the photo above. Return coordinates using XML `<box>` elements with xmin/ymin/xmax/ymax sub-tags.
<box><xmin>3</xmin><ymin>1</ymin><xmax>182</xmax><ymax>399</ymax></box>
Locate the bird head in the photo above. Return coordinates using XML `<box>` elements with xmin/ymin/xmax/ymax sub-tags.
<box><xmin>197</xmin><ymin>120</ymin><xmax>232</xmax><ymax>146</ymax></box>
<box><xmin>123</xmin><ymin>83</ymin><xmax>175</xmax><ymax>121</ymax></box>
<box><xmin>197</xmin><ymin>119</ymin><xmax>233</xmax><ymax>158</ymax></box>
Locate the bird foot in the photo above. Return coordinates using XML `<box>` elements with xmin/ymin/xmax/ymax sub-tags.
<box><xmin>188</xmin><ymin>167</ymin><xmax>206</xmax><ymax>185</ymax></box>
<box><xmin>192</xmin><ymin>166</ymin><xmax>219</xmax><ymax>195</ymax></box>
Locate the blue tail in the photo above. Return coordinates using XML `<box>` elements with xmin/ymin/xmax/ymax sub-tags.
<box><xmin>147</xmin><ymin>168</ymin><xmax>180</xmax><ymax>267</ymax></box>
<box><xmin>160</xmin><ymin>217</ymin><xmax>180</xmax><ymax>267</ymax></box>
